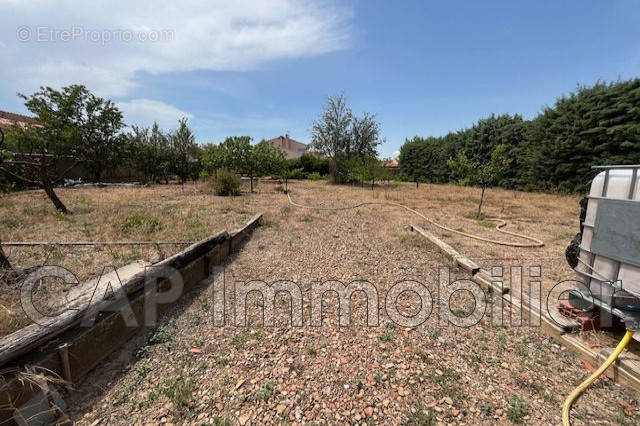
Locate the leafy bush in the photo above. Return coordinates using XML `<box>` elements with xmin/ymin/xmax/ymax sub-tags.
<box><xmin>287</xmin><ymin>167</ymin><xmax>305</xmax><ymax>180</ymax></box>
<box><xmin>0</xmin><ymin>180</ymin><xmax>15</xmax><ymax>194</ymax></box>
<box><xmin>394</xmin><ymin>172</ymin><xmax>410</xmax><ymax>182</ymax></box>
<box><xmin>307</xmin><ymin>172</ymin><xmax>322</xmax><ymax>180</ymax></box>
<box><xmin>287</xmin><ymin>153</ymin><xmax>330</xmax><ymax>176</ymax></box>
<box><xmin>213</xmin><ymin>169</ymin><xmax>241</xmax><ymax>196</ymax></box>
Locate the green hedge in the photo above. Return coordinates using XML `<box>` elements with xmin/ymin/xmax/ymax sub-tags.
<box><xmin>399</xmin><ymin>78</ymin><xmax>640</xmax><ymax>193</ymax></box>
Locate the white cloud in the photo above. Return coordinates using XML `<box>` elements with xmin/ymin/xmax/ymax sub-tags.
<box><xmin>393</xmin><ymin>150</ymin><xmax>400</xmax><ymax>158</ymax></box>
<box><xmin>0</xmin><ymin>0</ymin><xmax>353</xmax><ymax>98</ymax></box>
<box><xmin>116</xmin><ymin>99</ymin><xmax>192</xmax><ymax>129</ymax></box>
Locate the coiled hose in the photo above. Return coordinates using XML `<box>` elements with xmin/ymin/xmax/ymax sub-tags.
<box><xmin>287</xmin><ymin>192</ymin><xmax>544</xmax><ymax>248</ymax></box>
<box><xmin>562</xmin><ymin>329</ymin><xmax>634</xmax><ymax>425</ymax></box>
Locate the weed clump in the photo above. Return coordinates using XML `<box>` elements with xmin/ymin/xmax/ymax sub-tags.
<box><xmin>506</xmin><ymin>394</ymin><xmax>529</xmax><ymax>423</ymax></box>
<box><xmin>254</xmin><ymin>380</ymin><xmax>275</xmax><ymax>401</ymax></box>
<box><xmin>404</xmin><ymin>408</ymin><xmax>435</xmax><ymax>425</ymax></box>
<box><xmin>120</xmin><ymin>214</ymin><xmax>162</xmax><ymax>233</ymax></box>
<box><xmin>162</xmin><ymin>374</ymin><xmax>194</xmax><ymax>406</ymax></box>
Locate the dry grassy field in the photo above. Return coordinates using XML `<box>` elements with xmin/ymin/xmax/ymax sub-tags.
<box><xmin>1</xmin><ymin>180</ymin><xmax>638</xmax><ymax>424</ymax></box>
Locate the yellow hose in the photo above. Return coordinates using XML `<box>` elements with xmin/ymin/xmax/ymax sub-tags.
<box><xmin>562</xmin><ymin>329</ymin><xmax>634</xmax><ymax>425</ymax></box>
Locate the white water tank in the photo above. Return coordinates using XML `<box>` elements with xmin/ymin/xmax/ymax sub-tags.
<box><xmin>576</xmin><ymin>166</ymin><xmax>640</xmax><ymax>309</ymax></box>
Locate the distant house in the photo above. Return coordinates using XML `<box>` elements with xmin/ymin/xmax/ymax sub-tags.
<box><xmin>0</xmin><ymin>110</ymin><xmax>40</xmax><ymax>130</ymax></box>
<box><xmin>383</xmin><ymin>158</ymin><xmax>399</xmax><ymax>173</ymax></box>
<box><xmin>265</xmin><ymin>134</ymin><xmax>309</xmax><ymax>159</ymax></box>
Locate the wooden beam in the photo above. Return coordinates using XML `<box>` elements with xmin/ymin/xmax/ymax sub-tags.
<box><xmin>410</xmin><ymin>224</ymin><xmax>480</xmax><ymax>274</ymax></box>
<box><xmin>0</xmin><ymin>215</ymin><xmax>262</xmax><ymax>423</ymax></box>
<box><xmin>410</xmin><ymin>223</ymin><xmax>640</xmax><ymax>393</ymax></box>
<box><xmin>0</xmin><ymin>231</ymin><xmax>229</xmax><ymax>368</ymax></box>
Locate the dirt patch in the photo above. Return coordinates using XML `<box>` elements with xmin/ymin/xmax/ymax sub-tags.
<box><xmin>35</xmin><ymin>180</ymin><xmax>637</xmax><ymax>425</ymax></box>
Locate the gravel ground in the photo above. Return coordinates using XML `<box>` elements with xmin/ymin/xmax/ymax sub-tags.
<box><xmin>63</xmin><ymin>181</ymin><xmax>639</xmax><ymax>425</ymax></box>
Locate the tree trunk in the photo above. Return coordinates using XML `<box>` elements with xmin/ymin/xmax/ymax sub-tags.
<box><xmin>285</xmin><ymin>176</ymin><xmax>288</xmax><ymax>194</ymax></box>
<box><xmin>415</xmin><ymin>180</ymin><xmax>419</xmax><ymax>188</ymax></box>
<box><xmin>371</xmin><ymin>175</ymin><xmax>375</xmax><ymax>191</ymax></box>
<box><xmin>0</xmin><ymin>240</ymin><xmax>11</xmax><ymax>270</ymax></box>
<box><xmin>37</xmin><ymin>161</ymin><xmax>70</xmax><ymax>214</ymax></box>
<box><xmin>250</xmin><ymin>173</ymin><xmax>254</xmax><ymax>193</ymax></box>
<box><xmin>477</xmin><ymin>186</ymin><xmax>486</xmax><ymax>219</ymax></box>
<box><xmin>42</xmin><ymin>178</ymin><xmax>70</xmax><ymax>214</ymax></box>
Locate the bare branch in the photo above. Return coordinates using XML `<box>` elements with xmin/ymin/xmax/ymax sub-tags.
<box><xmin>0</xmin><ymin>166</ymin><xmax>41</xmax><ymax>186</ymax></box>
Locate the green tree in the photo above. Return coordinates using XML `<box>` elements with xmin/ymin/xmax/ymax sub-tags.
<box><xmin>170</xmin><ymin>118</ymin><xmax>198</xmax><ymax>184</ymax></box>
<box><xmin>448</xmin><ymin>144</ymin><xmax>511</xmax><ymax>218</ymax></box>
<box><xmin>126</xmin><ymin>123</ymin><xmax>173</xmax><ymax>184</ymax></box>
<box><xmin>311</xmin><ymin>94</ymin><xmax>382</xmax><ymax>183</ymax></box>
<box><xmin>0</xmin><ymin>85</ymin><xmax>93</xmax><ymax>213</ymax></box>
<box><xmin>351</xmin><ymin>112</ymin><xmax>382</xmax><ymax>158</ymax></box>
<box><xmin>212</xmin><ymin>136</ymin><xmax>285</xmax><ymax>192</ymax></box>
<box><xmin>371</xmin><ymin>158</ymin><xmax>391</xmax><ymax>186</ymax></box>
<box><xmin>218</xmin><ymin>136</ymin><xmax>253</xmax><ymax>190</ymax></box>
<box><xmin>80</xmin><ymin>91</ymin><xmax>125</xmax><ymax>181</ymax></box>
<box><xmin>200</xmin><ymin>143</ymin><xmax>223</xmax><ymax>177</ymax></box>
<box><xmin>252</xmin><ymin>140</ymin><xmax>286</xmax><ymax>178</ymax></box>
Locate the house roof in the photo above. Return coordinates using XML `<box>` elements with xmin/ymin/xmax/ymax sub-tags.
<box><xmin>0</xmin><ymin>110</ymin><xmax>40</xmax><ymax>130</ymax></box>
<box><xmin>265</xmin><ymin>134</ymin><xmax>310</xmax><ymax>159</ymax></box>
<box><xmin>384</xmin><ymin>159</ymin><xmax>399</xmax><ymax>168</ymax></box>
<box><xmin>265</xmin><ymin>135</ymin><xmax>308</xmax><ymax>151</ymax></box>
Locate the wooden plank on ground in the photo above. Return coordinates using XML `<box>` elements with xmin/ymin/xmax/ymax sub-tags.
<box><xmin>0</xmin><ymin>231</ymin><xmax>229</xmax><ymax>368</ymax></box>
<box><xmin>230</xmin><ymin>213</ymin><xmax>263</xmax><ymax>251</ymax></box>
<box><xmin>410</xmin><ymin>225</ymin><xmax>480</xmax><ymax>273</ymax></box>
<box><xmin>0</xmin><ymin>214</ymin><xmax>262</xmax><ymax>424</ymax></box>
<box><xmin>410</xmin><ymin>223</ymin><xmax>640</xmax><ymax>394</ymax></box>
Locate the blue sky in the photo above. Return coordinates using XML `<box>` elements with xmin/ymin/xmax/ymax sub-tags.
<box><xmin>1</xmin><ymin>1</ymin><xmax>639</xmax><ymax>157</ymax></box>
